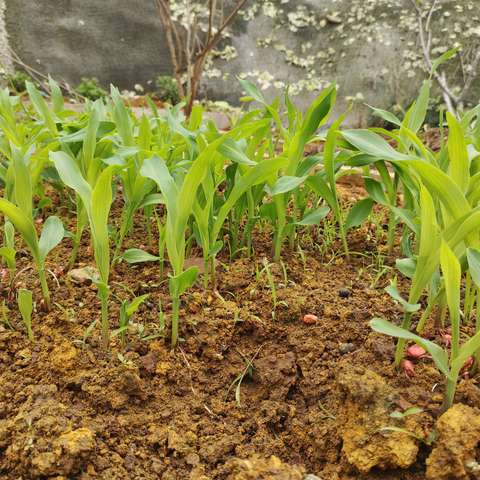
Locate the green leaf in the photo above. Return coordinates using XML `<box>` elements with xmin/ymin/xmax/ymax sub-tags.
<box><xmin>364</xmin><ymin>177</ymin><xmax>388</xmax><ymax>205</ymax></box>
<box><xmin>342</xmin><ymin>130</ymin><xmax>411</xmax><ymax>161</ymax></box>
<box><xmin>370</xmin><ymin>317</ymin><xmax>450</xmax><ymax>377</ymax></box>
<box><xmin>345</xmin><ymin>198</ymin><xmax>374</xmax><ymax>230</ymax></box>
<box><xmin>48</xmin><ymin>75</ymin><xmax>64</xmax><ymax>113</ymax></box>
<box><xmin>18</xmin><ymin>288</ymin><xmax>33</xmax><ymax>340</ymax></box>
<box><xmin>123</xmin><ymin>248</ymin><xmax>160</xmax><ymax>264</ymax></box>
<box><xmin>26</xmin><ymin>81</ymin><xmax>57</xmax><ymax>134</ymax></box>
<box><xmin>467</xmin><ymin>248</ymin><xmax>480</xmax><ymax>288</ymax></box>
<box><xmin>50</xmin><ymin>151</ymin><xmax>92</xmax><ymax>207</ymax></box>
<box><xmin>12</xmin><ymin>148</ymin><xmax>33</xmax><ymax>220</ymax></box>
<box><xmin>296</xmin><ymin>206</ymin><xmax>330</xmax><ymax>225</ymax></box>
<box><xmin>431</xmin><ymin>47</ymin><xmax>460</xmax><ymax>76</ymax></box>
<box><xmin>405</xmin><ymin>80</ymin><xmax>430</xmax><ymax>134</ymax></box>
<box><xmin>38</xmin><ymin>216</ymin><xmax>64</xmax><ymax>261</ymax></box>
<box><xmin>446</xmin><ymin>111</ymin><xmax>469</xmax><ymax>193</ymax></box>
<box><xmin>367</xmin><ymin>105</ymin><xmax>401</xmax><ymax>127</ymax></box>
<box><xmin>237</xmin><ymin>78</ymin><xmax>265</xmax><ymax>103</ymax></box>
<box><xmin>0</xmin><ymin>246</ymin><xmax>16</xmax><ymax>265</ymax></box>
<box><xmin>126</xmin><ymin>294</ymin><xmax>149</xmax><ymax>317</ymax></box>
<box><xmin>396</xmin><ymin>258</ymin><xmax>416</xmax><ymax>279</ymax></box>
<box><xmin>169</xmin><ymin>266</ymin><xmax>199</xmax><ymax>298</ymax></box>
<box><xmin>301</xmin><ymin>84</ymin><xmax>336</xmax><ymax>141</ymax></box>
<box><xmin>0</xmin><ymin>198</ymin><xmax>39</xmax><ymax>262</ymax></box>
<box><xmin>385</xmin><ymin>280</ymin><xmax>421</xmax><ymax>313</ymax></box>
<box><xmin>268</xmin><ymin>175</ymin><xmax>308</xmax><ymax>196</ymax></box>
<box><xmin>390</xmin><ymin>407</ymin><xmax>423</xmax><ymax>419</ymax></box>
<box><xmin>306</xmin><ymin>173</ymin><xmax>336</xmax><ymax>208</ymax></box>
<box><xmin>440</xmin><ymin>241</ymin><xmax>461</xmax><ymax>358</ymax></box>
<box><xmin>90</xmin><ymin>166</ymin><xmax>115</xmax><ymax>282</ymax></box>
<box><xmin>218</xmin><ymin>138</ymin><xmax>256</xmax><ymax>166</ymax></box>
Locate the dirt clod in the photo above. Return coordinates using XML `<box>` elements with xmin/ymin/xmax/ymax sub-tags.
<box><xmin>426</xmin><ymin>403</ymin><xmax>480</xmax><ymax>479</ymax></box>
<box><xmin>225</xmin><ymin>455</ymin><xmax>305</xmax><ymax>479</ymax></box>
<box><xmin>338</xmin><ymin>366</ymin><xmax>420</xmax><ymax>473</ymax></box>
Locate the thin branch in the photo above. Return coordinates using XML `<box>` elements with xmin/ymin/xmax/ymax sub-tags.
<box><xmin>409</xmin><ymin>0</ymin><xmax>457</xmax><ymax>114</ymax></box>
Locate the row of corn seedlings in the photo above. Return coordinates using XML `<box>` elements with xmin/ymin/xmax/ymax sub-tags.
<box><xmin>340</xmin><ymin>81</ymin><xmax>480</xmax><ymax>410</ymax></box>
<box><xmin>1</xmin><ymin>78</ymin><xmax>480</xmax><ymax>411</ymax></box>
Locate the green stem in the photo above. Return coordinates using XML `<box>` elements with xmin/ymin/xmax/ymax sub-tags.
<box><xmin>38</xmin><ymin>266</ymin><xmax>50</xmax><ymax>310</ymax></box>
<box><xmin>68</xmin><ymin>224</ymin><xmax>84</xmax><ymax>270</ymax></box>
<box><xmin>394</xmin><ymin>312</ymin><xmax>412</xmax><ymax>366</ymax></box>
<box><xmin>443</xmin><ymin>376</ymin><xmax>457</xmax><ymax>411</ymax></box>
<box><xmin>113</xmin><ymin>206</ymin><xmax>133</xmax><ymax>263</ymax></box>
<box><xmin>100</xmin><ymin>293</ymin><xmax>109</xmax><ymax>348</ymax></box>
<box><xmin>203</xmin><ymin>255</ymin><xmax>210</xmax><ymax>289</ymax></box>
<box><xmin>416</xmin><ymin>288</ymin><xmax>442</xmax><ymax>334</ymax></box>
<box><xmin>475</xmin><ymin>288</ymin><xmax>480</xmax><ymax>366</ymax></box>
<box><xmin>335</xmin><ymin>205</ymin><xmax>349</xmax><ymax>259</ymax></box>
<box><xmin>171</xmin><ymin>295</ymin><xmax>180</xmax><ymax>348</ymax></box>
<box><xmin>465</xmin><ymin>272</ymin><xmax>473</xmax><ymax>321</ymax></box>
<box><xmin>386</xmin><ymin>210</ymin><xmax>396</xmax><ymax>255</ymax></box>
<box><xmin>273</xmin><ymin>196</ymin><xmax>286</xmax><ymax>262</ymax></box>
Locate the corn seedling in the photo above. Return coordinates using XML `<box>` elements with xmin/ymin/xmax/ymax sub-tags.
<box><xmin>0</xmin><ymin>150</ymin><xmax>64</xmax><ymax>309</ymax></box>
<box><xmin>372</xmin><ymin>243</ymin><xmax>480</xmax><ymax>410</ymax></box>
<box><xmin>140</xmin><ymin>137</ymin><xmax>227</xmax><ymax>347</ymax></box>
<box><xmin>18</xmin><ymin>288</ymin><xmax>33</xmax><ymax>341</ymax></box>
<box><xmin>51</xmin><ymin>151</ymin><xmax>116</xmax><ymax>347</ymax></box>
<box><xmin>239</xmin><ymin>79</ymin><xmax>337</xmax><ymax>261</ymax></box>
<box><xmin>114</xmin><ymin>294</ymin><xmax>149</xmax><ymax>348</ymax></box>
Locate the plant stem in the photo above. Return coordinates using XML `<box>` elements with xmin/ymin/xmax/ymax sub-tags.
<box><xmin>394</xmin><ymin>312</ymin><xmax>412</xmax><ymax>366</ymax></box>
<box><xmin>465</xmin><ymin>272</ymin><xmax>473</xmax><ymax>321</ymax></box>
<box><xmin>69</xmin><ymin>224</ymin><xmax>84</xmax><ymax>270</ymax></box>
<box><xmin>203</xmin><ymin>256</ymin><xmax>210</xmax><ymax>289</ymax></box>
<box><xmin>100</xmin><ymin>293</ymin><xmax>109</xmax><ymax>348</ymax></box>
<box><xmin>386</xmin><ymin>211</ymin><xmax>396</xmax><ymax>255</ymax></box>
<box><xmin>171</xmin><ymin>295</ymin><xmax>180</xmax><ymax>348</ymax></box>
<box><xmin>443</xmin><ymin>376</ymin><xmax>456</xmax><ymax>411</ymax></box>
<box><xmin>38</xmin><ymin>266</ymin><xmax>50</xmax><ymax>310</ymax></box>
<box><xmin>273</xmin><ymin>196</ymin><xmax>286</xmax><ymax>262</ymax></box>
<box><xmin>335</xmin><ymin>205</ymin><xmax>349</xmax><ymax>259</ymax></box>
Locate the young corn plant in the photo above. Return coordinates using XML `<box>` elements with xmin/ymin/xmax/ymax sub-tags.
<box><xmin>371</xmin><ymin>242</ymin><xmax>480</xmax><ymax>411</ymax></box>
<box><xmin>114</xmin><ymin>294</ymin><xmax>149</xmax><ymax>348</ymax></box>
<box><xmin>0</xmin><ymin>150</ymin><xmax>64</xmax><ymax>309</ymax></box>
<box><xmin>140</xmin><ymin>136</ymin><xmax>228</xmax><ymax>347</ymax></box>
<box><xmin>239</xmin><ymin>79</ymin><xmax>337</xmax><ymax>261</ymax></box>
<box><xmin>51</xmin><ymin>151</ymin><xmax>116</xmax><ymax>348</ymax></box>
<box><xmin>18</xmin><ymin>288</ymin><xmax>34</xmax><ymax>341</ymax></box>
<box><xmin>109</xmin><ymin>87</ymin><xmax>156</xmax><ymax>260</ymax></box>
<box><xmin>193</xmin><ymin>123</ymin><xmax>286</xmax><ymax>287</ymax></box>
<box><xmin>0</xmin><ymin>221</ymin><xmax>16</xmax><ymax>279</ymax></box>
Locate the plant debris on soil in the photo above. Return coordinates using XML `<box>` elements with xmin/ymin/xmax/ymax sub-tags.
<box><xmin>1</xmin><ymin>180</ymin><xmax>479</xmax><ymax>480</ymax></box>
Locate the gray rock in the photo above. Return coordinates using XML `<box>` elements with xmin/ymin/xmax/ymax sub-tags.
<box><xmin>304</xmin><ymin>475</ymin><xmax>322</xmax><ymax>480</ymax></box>
<box><xmin>339</xmin><ymin>342</ymin><xmax>355</xmax><ymax>354</ymax></box>
<box><xmin>67</xmin><ymin>266</ymin><xmax>99</xmax><ymax>285</ymax></box>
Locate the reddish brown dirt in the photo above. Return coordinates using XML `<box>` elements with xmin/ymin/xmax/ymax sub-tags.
<box><xmin>0</xmin><ymin>184</ymin><xmax>479</xmax><ymax>479</ymax></box>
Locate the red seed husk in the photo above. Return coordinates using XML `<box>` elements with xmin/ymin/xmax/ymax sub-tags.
<box><xmin>302</xmin><ymin>314</ymin><xmax>318</xmax><ymax>325</ymax></box>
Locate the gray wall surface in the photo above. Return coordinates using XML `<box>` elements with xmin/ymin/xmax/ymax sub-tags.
<box><xmin>3</xmin><ymin>0</ymin><xmax>480</xmax><ymax>123</ymax></box>
<box><xmin>5</xmin><ymin>0</ymin><xmax>172</xmax><ymax>88</ymax></box>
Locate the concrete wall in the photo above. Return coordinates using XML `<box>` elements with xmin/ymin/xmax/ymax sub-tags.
<box><xmin>3</xmin><ymin>0</ymin><xmax>480</xmax><ymax>122</ymax></box>
<box><xmin>4</xmin><ymin>0</ymin><xmax>171</xmax><ymax>88</ymax></box>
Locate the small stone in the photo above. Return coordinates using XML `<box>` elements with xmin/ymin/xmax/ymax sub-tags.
<box><xmin>339</xmin><ymin>343</ymin><xmax>355</xmax><ymax>354</ymax></box>
<box><xmin>304</xmin><ymin>475</ymin><xmax>322</xmax><ymax>480</ymax></box>
<box><xmin>185</xmin><ymin>452</ymin><xmax>200</xmax><ymax>466</ymax></box>
<box><xmin>338</xmin><ymin>288</ymin><xmax>351</xmax><ymax>298</ymax></box>
<box><xmin>68</xmin><ymin>266</ymin><xmax>100</xmax><ymax>285</ymax></box>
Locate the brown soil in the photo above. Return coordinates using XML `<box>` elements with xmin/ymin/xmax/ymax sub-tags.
<box><xmin>0</xmin><ymin>181</ymin><xmax>479</xmax><ymax>479</ymax></box>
